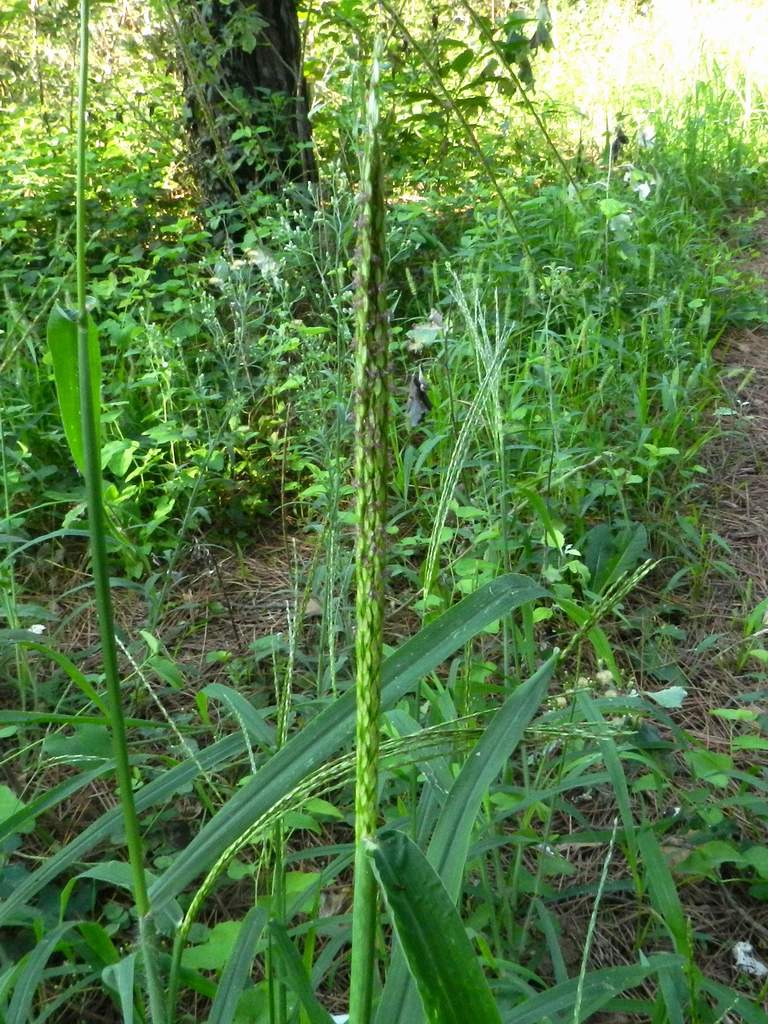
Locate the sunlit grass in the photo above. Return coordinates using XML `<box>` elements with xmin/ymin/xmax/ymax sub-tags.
<box><xmin>539</xmin><ymin>0</ymin><xmax>768</xmax><ymax>147</ymax></box>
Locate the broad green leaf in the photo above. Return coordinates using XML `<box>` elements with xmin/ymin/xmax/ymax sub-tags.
<box><xmin>598</xmin><ymin>197</ymin><xmax>626</xmax><ymax>218</ymax></box>
<box><xmin>43</xmin><ymin>722</ymin><xmax>112</xmax><ymax>761</ymax></box>
<box><xmin>0</xmin><ymin>784</ymin><xmax>34</xmax><ymax>835</ymax></box>
<box><xmin>149</xmin><ymin>575</ymin><xmax>545</xmax><ymax>910</ymax></box>
<box><xmin>207</xmin><ymin>907</ymin><xmax>267</xmax><ymax>1024</ymax></box>
<box><xmin>184</xmin><ymin>921</ymin><xmax>245</xmax><ymax>972</ymax></box>
<box><xmin>46</xmin><ymin>304</ymin><xmax>101</xmax><ymax>474</ymax></box>
<box><xmin>377</xmin><ymin>654</ymin><xmax>556</xmax><ymax>1024</ymax></box>
<box><xmin>645</xmin><ymin>686</ymin><xmax>687</xmax><ymax>709</ymax></box>
<box><xmin>269</xmin><ymin>921</ymin><xmax>334</xmax><ymax>1024</ymax></box>
<box><xmin>684</xmin><ymin>749</ymin><xmax>733</xmax><ymax>787</ymax></box>
<box><xmin>369</xmin><ymin>829</ymin><xmax>502</xmax><ymax>1024</ymax></box>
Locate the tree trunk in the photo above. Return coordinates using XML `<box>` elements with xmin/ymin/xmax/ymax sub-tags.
<box><xmin>180</xmin><ymin>0</ymin><xmax>316</xmax><ymax>211</ymax></box>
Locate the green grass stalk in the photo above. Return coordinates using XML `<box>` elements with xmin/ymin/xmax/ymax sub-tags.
<box><xmin>349</xmin><ymin>40</ymin><xmax>389</xmax><ymax>1024</ymax></box>
<box><xmin>75</xmin><ymin>4</ymin><xmax>164</xmax><ymax>1020</ymax></box>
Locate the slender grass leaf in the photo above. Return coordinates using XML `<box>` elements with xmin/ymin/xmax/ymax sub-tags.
<box><xmin>203</xmin><ymin>684</ymin><xmax>275</xmax><ymax>748</ymax></box>
<box><xmin>102</xmin><ymin>953</ymin><xmax>136</xmax><ymax>1024</ymax></box>
<box><xmin>8</xmin><ymin>921</ymin><xmax>77</xmax><ymax>1024</ymax></box>
<box><xmin>269</xmin><ymin>920</ymin><xmax>334</xmax><ymax>1024</ymax></box>
<box><xmin>0</xmin><ymin>762</ymin><xmax>113</xmax><ymax>846</ymax></box>
<box><xmin>577</xmin><ymin>694</ymin><xmax>638</xmax><ymax>874</ymax></box>
<box><xmin>370</xmin><ymin>829</ymin><xmax>502</xmax><ymax>1024</ymax></box>
<box><xmin>208</xmin><ymin>907</ymin><xmax>267</xmax><ymax>1024</ymax></box>
<box><xmin>0</xmin><ymin>529</ymin><xmax>91</xmax><ymax>568</ymax></box>
<box><xmin>46</xmin><ymin>305</ymin><xmax>101</xmax><ymax>474</ymax></box>
<box><xmin>0</xmin><ymin>711</ymin><xmax>167</xmax><ymax>729</ymax></box>
<box><xmin>150</xmin><ymin>575</ymin><xmax>545</xmax><ymax>910</ymax></box>
<box><xmin>496</xmin><ymin>955</ymin><xmax>682</xmax><ymax>1024</ymax></box>
<box><xmin>77</xmin><ymin>921</ymin><xmax>120</xmax><ymax>970</ymax></box>
<box><xmin>700</xmin><ymin>977</ymin><xmax>768</xmax><ymax>1024</ymax></box>
<box><xmin>61</xmin><ymin>862</ymin><xmax>182</xmax><ymax>934</ymax></box>
<box><xmin>637</xmin><ymin>827</ymin><xmax>689</xmax><ymax>955</ymax></box>
<box><xmin>533</xmin><ymin>899</ymin><xmax>569</xmax><ymax>985</ymax></box>
<box><xmin>428</xmin><ymin>654</ymin><xmax>556</xmax><ymax>897</ymax></box>
<box><xmin>9</xmin><ymin>640</ymin><xmax>108</xmax><ymax>714</ymax></box>
<box><xmin>0</xmin><ymin>734</ymin><xmax>245</xmax><ymax>928</ymax></box>
<box><xmin>657</xmin><ymin>965</ymin><xmax>686</xmax><ymax>1024</ymax></box>
<box><xmin>377</xmin><ymin>654</ymin><xmax>556</xmax><ymax>1024</ymax></box>
<box><xmin>557</xmin><ymin>599</ymin><xmax>621</xmax><ymax>683</ymax></box>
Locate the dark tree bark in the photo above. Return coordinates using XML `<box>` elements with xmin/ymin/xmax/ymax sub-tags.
<box><xmin>181</xmin><ymin>0</ymin><xmax>316</xmax><ymax>210</ymax></box>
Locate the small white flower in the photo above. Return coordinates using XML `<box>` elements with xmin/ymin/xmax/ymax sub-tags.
<box><xmin>633</xmin><ymin>181</ymin><xmax>652</xmax><ymax>200</ymax></box>
<box><xmin>596</xmin><ymin>669</ymin><xmax>614</xmax><ymax>686</ymax></box>
<box><xmin>28</xmin><ymin>624</ymin><xmax>46</xmax><ymax>635</ymax></box>
<box><xmin>733</xmin><ymin>941</ymin><xmax>768</xmax><ymax>978</ymax></box>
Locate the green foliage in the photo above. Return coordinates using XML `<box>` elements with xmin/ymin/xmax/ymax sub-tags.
<box><xmin>2</xmin><ymin>0</ymin><xmax>768</xmax><ymax>1022</ymax></box>
<box><xmin>46</xmin><ymin>305</ymin><xmax>101</xmax><ymax>474</ymax></box>
<box><xmin>370</xmin><ymin>829</ymin><xmax>502</xmax><ymax>1024</ymax></box>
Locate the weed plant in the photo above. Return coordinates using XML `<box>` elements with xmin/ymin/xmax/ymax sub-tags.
<box><xmin>1</xmin><ymin>1</ymin><xmax>768</xmax><ymax>1022</ymax></box>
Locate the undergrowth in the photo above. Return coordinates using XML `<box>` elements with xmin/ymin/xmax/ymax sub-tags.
<box><xmin>1</xmin><ymin>0</ymin><xmax>768</xmax><ymax>1021</ymax></box>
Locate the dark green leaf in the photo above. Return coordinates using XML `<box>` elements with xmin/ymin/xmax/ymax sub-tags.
<box><xmin>370</xmin><ymin>829</ymin><xmax>502</xmax><ymax>1024</ymax></box>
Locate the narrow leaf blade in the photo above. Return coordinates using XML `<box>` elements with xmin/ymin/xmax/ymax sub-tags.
<box><xmin>150</xmin><ymin>575</ymin><xmax>546</xmax><ymax>909</ymax></box>
<box><xmin>269</xmin><ymin>920</ymin><xmax>334</xmax><ymax>1024</ymax></box>
<box><xmin>378</xmin><ymin>654</ymin><xmax>557</xmax><ymax>1024</ymax></box>
<box><xmin>208</xmin><ymin>907</ymin><xmax>267</xmax><ymax>1024</ymax></box>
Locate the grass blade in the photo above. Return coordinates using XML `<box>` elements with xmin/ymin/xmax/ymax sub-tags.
<box><xmin>8</xmin><ymin>921</ymin><xmax>77</xmax><ymax>1024</ymax></box>
<box><xmin>102</xmin><ymin>953</ymin><xmax>136</xmax><ymax>1024</ymax></box>
<box><xmin>0</xmin><ymin>734</ymin><xmax>244</xmax><ymax>928</ymax></box>
<box><xmin>377</xmin><ymin>654</ymin><xmax>556</xmax><ymax>1024</ymax></box>
<box><xmin>207</xmin><ymin>907</ymin><xmax>267</xmax><ymax>1024</ymax></box>
<box><xmin>150</xmin><ymin>575</ymin><xmax>545</xmax><ymax>910</ymax></box>
<box><xmin>268</xmin><ymin>920</ymin><xmax>334</xmax><ymax>1024</ymax></box>
<box><xmin>0</xmin><ymin>762</ymin><xmax>113</xmax><ymax>846</ymax></box>
<box><xmin>369</xmin><ymin>829</ymin><xmax>502</xmax><ymax>1024</ymax></box>
<box><xmin>496</xmin><ymin>955</ymin><xmax>683</xmax><ymax>1024</ymax></box>
<box><xmin>428</xmin><ymin>653</ymin><xmax>557</xmax><ymax>897</ymax></box>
